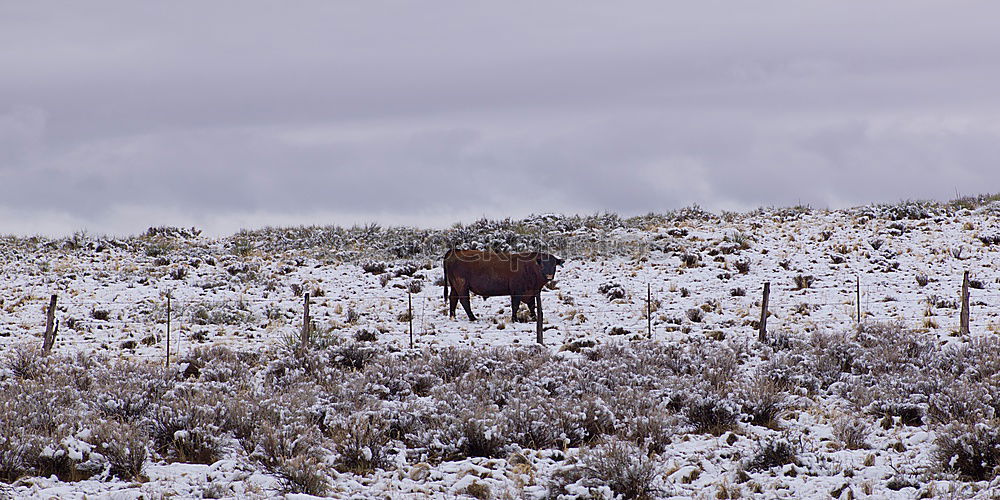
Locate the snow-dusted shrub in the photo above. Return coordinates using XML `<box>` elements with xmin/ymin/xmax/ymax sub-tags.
<box><xmin>354</xmin><ymin>328</ymin><xmax>377</xmax><ymax>342</ymax></box>
<box><xmin>686</xmin><ymin>307</ymin><xmax>705</xmax><ymax>323</ymax></box>
<box><xmin>793</xmin><ymin>274</ymin><xmax>815</xmax><ymax>290</ymax></box>
<box><xmin>393</xmin><ymin>262</ymin><xmax>419</xmax><ymax>277</ymax></box>
<box><xmin>148</xmin><ymin>389</ymin><xmax>227</xmax><ymax>464</ymax></box>
<box><xmin>736</xmin><ymin>377</ymin><xmax>786</xmax><ymax>428</ymax></box>
<box><xmin>978</xmin><ymin>233</ymin><xmax>1000</xmax><ymax>246</ymax></box>
<box><xmin>330</xmin><ymin>343</ymin><xmax>378</xmax><ymax>371</ymax></box>
<box><xmin>551</xmin><ymin>396</ymin><xmax>616</xmax><ymax>447</ymax></box>
<box><xmin>501</xmin><ymin>396</ymin><xmax>564</xmax><ymax>450</ymax></box>
<box><xmin>87</xmin><ymin>420</ymin><xmax>148</xmax><ymax>481</ymax></box>
<box><xmin>680</xmin><ymin>252</ymin><xmax>701</xmax><ymax>268</ymax></box>
<box><xmin>361</xmin><ymin>260</ymin><xmax>387</xmax><ymax>275</ymax></box>
<box><xmin>92</xmin><ymin>389</ymin><xmax>151</xmax><ymax>423</ymax></box>
<box><xmin>934</xmin><ymin>421</ymin><xmax>1000</xmax><ymax>480</ymax></box>
<box><xmin>427</xmin><ymin>346</ymin><xmax>474</xmax><ymax>383</ymax></box>
<box><xmin>745</xmin><ymin>438</ymin><xmax>798</xmax><ymax>472</ymax></box>
<box><xmin>874</xmin><ymin>200</ymin><xmax>941</xmax><ymax>221</ymax></box>
<box><xmin>4</xmin><ymin>343</ymin><xmax>46</xmax><ymax>380</ymax></box>
<box><xmin>276</xmin><ymin>455</ymin><xmax>329</xmax><ymax>496</ymax></box>
<box><xmin>608</xmin><ymin>389</ymin><xmax>678</xmax><ymax>454</ymax></box>
<box><xmin>854</xmin><ymin>321</ymin><xmax>935</xmax><ymax>375</ymax></box>
<box><xmin>733</xmin><ymin>258</ymin><xmax>751</xmax><ymax>274</ymax></box>
<box><xmin>190</xmin><ymin>301</ymin><xmax>255</xmax><ymax>326</ymax></box>
<box><xmin>180</xmin><ymin>346</ymin><xmax>260</xmax><ymax>386</ymax></box>
<box><xmin>598</xmin><ymin>282</ymin><xmax>626</xmax><ymax>301</ymax></box>
<box><xmin>833</xmin><ymin>416</ymin><xmax>870</xmax><ymax>450</ymax></box>
<box><xmin>683</xmin><ymin>396</ymin><xmax>738</xmax><ymax>435</ymax></box>
<box><xmin>0</xmin><ymin>433</ymin><xmax>40</xmax><ymax>483</ymax></box>
<box><xmin>579</xmin><ymin>439</ymin><xmax>659</xmax><ymax>500</ymax></box>
<box><xmin>250</xmin><ymin>420</ymin><xmax>324</xmax><ymax>471</ymax></box>
<box><xmin>327</xmin><ymin>413</ymin><xmax>391</xmax><ymax>473</ymax></box>
<box><xmin>457</xmin><ymin>409</ymin><xmax>509</xmax><ymax>458</ymax></box>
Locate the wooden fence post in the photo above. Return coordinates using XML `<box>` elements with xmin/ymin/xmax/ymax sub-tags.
<box><xmin>42</xmin><ymin>294</ymin><xmax>58</xmax><ymax>355</ymax></box>
<box><xmin>408</xmin><ymin>292</ymin><xmax>414</xmax><ymax>349</ymax></box>
<box><xmin>301</xmin><ymin>292</ymin><xmax>311</xmax><ymax>351</ymax></box>
<box><xmin>758</xmin><ymin>282</ymin><xmax>770</xmax><ymax>342</ymax></box>
<box><xmin>536</xmin><ymin>294</ymin><xmax>544</xmax><ymax>345</ymax></box>
<box><xmin>856</xmin><ymin>276</ymin><xmax>861</xmax><ymax>325</ymax></box>
<box><xmin>961</xmin><ymin>271</ymin><xmax>970</xmax><ymax>335</ymax></box>
<box><xmin>165</xmin><ymin>293</ymin><xmax>172</xmax><ymax>367</ymax></box>
<box><xmin>646</xmin><ymin>283</ymin><xmax>652</xmax><ymax>339</ymax></box>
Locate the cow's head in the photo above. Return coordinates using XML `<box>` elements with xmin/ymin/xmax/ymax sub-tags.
<box><xmin>536</xmin><ymin>253</ymin><xmax>565</xmax><ymax>280</ymax></box>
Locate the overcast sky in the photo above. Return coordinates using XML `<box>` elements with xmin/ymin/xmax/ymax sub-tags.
<box><xmin>2</xmin><ymin>2</ymin><xmax>999</xmax><ymax>237</ymax></box>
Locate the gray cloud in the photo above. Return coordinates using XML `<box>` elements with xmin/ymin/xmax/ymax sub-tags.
<box><xmin>2</xmin><ymin>1</ymin><xmax>1000</xmax><ymax>236</ymax></box>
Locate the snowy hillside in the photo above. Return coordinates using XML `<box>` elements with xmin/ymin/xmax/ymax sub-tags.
<box><xmin>2</xmin><ymin>196</ymin><xmax>1000</xmax><ymax>498</ymax></box>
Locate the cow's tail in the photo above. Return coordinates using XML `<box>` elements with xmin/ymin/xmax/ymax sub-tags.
<box><xmin>442</xmin><ymin>249</ymin><xmax>453</xmax><ymax>305</ymax></box>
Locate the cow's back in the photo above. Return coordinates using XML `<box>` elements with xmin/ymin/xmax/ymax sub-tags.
<box><xmin>445</xmin><ymin>250</ymin><xmax>544</xmax><ymax>297</ymax></box>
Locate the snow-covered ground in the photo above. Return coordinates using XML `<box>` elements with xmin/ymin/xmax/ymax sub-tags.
<box><xmin>3</xmin><ymin>200</ymin><xmax>1000</xmax><ymax>498</ymax></box>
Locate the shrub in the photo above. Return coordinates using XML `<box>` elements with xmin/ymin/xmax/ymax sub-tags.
<box><xmin>5</xmin><ymin>344</ymin><xmax>46</xmax><ymax>380</ymax></box>
<box><xmin>87</xmin><ymin>420</ymin><xmax>149</xmax><ymax>480</ymax></box>
<box><xmin>330</xmin><ymin>343</ymin><xmax>378</xmax><ymax>371</ymax></box>
<box><xmin>746</xmin><ymin>439</ymin><xmax>798</xmax><ymax>472</ymax></box>
<box><xmin>934</xmin><ymin>422</ymin><xmax>1000</xmax><ymax>480</ymax></box>
<box><xmin>169</xmin><ymin>267</ymin><xmax>188</xmax><ymax>280</ymax></box>
<box><xmin>739</xmin><ymin>379</ymin><xmax>785</xmax><ymax>428</ymax></box>
<box><xmin>686</xmin><ymin>308</ymin><xmax>705</xmax><ymax>323</ymax></box>
<box><xmin>832</xmin><ymin>416</ymin><xmax>870</xmax><ymax>450</ymax></box>
<box><xmin>685</xmin><ymin>398</ymin><xmax>738</xmax><ymax>435</ymax></box>
<box><xmin>458</xmin><ymin>412</ymin><xmax>508</xmax><ymax>458</ymax></box>
<box><xmin>353</xmin><ymin>329</ymin><xmax>377</xmax><ymax>342</ymax></box>
<box><xmin>328</xmin><ymin>414</ymin><xmax>390</xmax><ymax>474</ymax></box>
<box><xmin>393</xmin><ymin>263</ymin><xmax>418</xmax><ymax>277</ymax></box>
<box><xmin>580</xmin><ymin>439</ymin><xmax>659</xmax><ymax>500</ymax></box>
<box><xmin>793</xmin><ymin>275</ymin><xmax>815</xmax><ymax>290</ymax></box>
<box><xmin>733</xmin><ymin>259</ymin><xmax>751</xmax><ymax>274</ymax></box>
<box><xmin>250</xmin><ymin>420</ymin><xmax>323</xmax><ymax>471</ymax></box>
<box><xmin>978</xmin><ymin>233</ymin><xmax>1000</xmax><ymax>246</ymax></box>
<box><xmin>680</xmin><ymin>252</ymin><xmax>701</xmax><ymax>268</ymax></box>
<box><xmin>277</xmin><ymin>455</ymin><xmax>329</xmax><ymax>496</ymax></box>
<box><xmin>362</xmin><ymin>261</ymin><xmax>387</xmax><ymax>275</ymax></box>
<box><xmin>598</xmin><ymin>283</ymin><xmax>626</xmax><ymax>301</ymax></box>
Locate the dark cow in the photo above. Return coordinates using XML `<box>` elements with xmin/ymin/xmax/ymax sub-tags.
<box><xmin>443</xmin><ymin>249</ymin><xmax>564</xmax><ymax>322</ymax></box>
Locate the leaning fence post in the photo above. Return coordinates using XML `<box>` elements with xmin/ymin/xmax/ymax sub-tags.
<box><xmin>758</xmin><ymin>282</ymin><xmax>770</xmax><ymax>342</ymax></box>
<box><xmin>536</xmin><ymin>294</ymin><xmax>544</xmax><ymax>345</ymax></box>
<box><xmin>42</xmin><ymin>294</ymin><xmax>58</xmax><ymax>355</ymax></box>
<box><xmin>960</xmin><ymin>271</ymin><xmax>970</xmax><ymax>335</ymax></box>
<box><xmin>301</xmin><ymin>292</ymin><xmax>311</xmax><ymax>351</ymax></box>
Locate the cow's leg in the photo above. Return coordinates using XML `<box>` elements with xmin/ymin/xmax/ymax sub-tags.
<box><xmin>459</xmin><ymin>292</ymin><xmax>476</xmax><ymax>321</ymax></box>
<box><xmin>524</xmin><ymin>293</ymin><xmax>537</xmax><ymax>320</ymax></box>
<box><xmin>510</xmin><ymin>295</ymin><xmax>521</xmax><ymax>323</ymax></box>
<box><xmin>448</xmin><ymin>288</ymin><xmax>459</xmax><ymax>318</ymax></box>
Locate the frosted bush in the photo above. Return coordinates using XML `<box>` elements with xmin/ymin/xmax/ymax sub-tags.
<box><xmin>934</xmin><ymin>422</ymin><xmax>1000</xmax><ymax>480</ymax></box>
<box><xmin>746</xmin><ymin>438</ymin><xmax>799</xmax><ymax>472</ymax></box>
<box><xmin>579</xmin><ymin>439</ymin><xmax>659</xmax><ymax>500</ymax></box>
<box><xmin>327</xmin><ymin>413</ymin><xmax>391</xmax><ymax>473</ymax></box>
<box><xmin>832</xmin><ymin>416</ymin><xmax>870</xmax><ymax>450</ymax></box>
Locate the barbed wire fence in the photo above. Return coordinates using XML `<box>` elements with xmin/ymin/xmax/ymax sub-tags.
<box><xmin>4</xmin><ymin>268</ymin><xmax>993</xmax><ymax>364</ymax></box>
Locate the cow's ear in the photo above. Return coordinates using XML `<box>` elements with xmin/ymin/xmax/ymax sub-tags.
<box><xmin>557</xmin><ymin>258</ymin><xmax>565</xmax><ymax>266</ymax></box>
